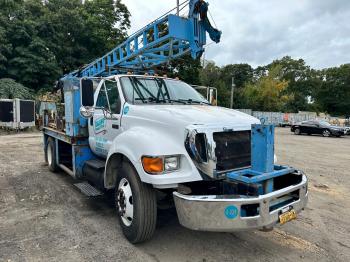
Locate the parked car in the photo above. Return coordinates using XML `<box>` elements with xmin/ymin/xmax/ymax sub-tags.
<box><xmin>291</xmin><ymin>120</ymin><xmax>347</xmax><ymax>137</ymax></box>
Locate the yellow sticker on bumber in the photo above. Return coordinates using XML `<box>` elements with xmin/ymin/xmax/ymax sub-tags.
<box><xmin>279</xmin><ymin>209</ymin><xmax>297</xmax><ymax>225</ymax></box>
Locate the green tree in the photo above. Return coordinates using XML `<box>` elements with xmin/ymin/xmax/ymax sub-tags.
<box><xmin>0</xmin><ymin>78</ymin><xmax>34</xmax><ymax>99</ymax></box>
<box><xmin>43</xmin><ymin>0</ymin><xmax>130</xmax><ymax>74</ymax></box>
<box><xmin>1</xmin><ymin>0</ymin><xmax>61</xmax><ymax>90</ymax></box>
<box><xmin>159</xmin><ymin>54</ymin><xmax>202</xmax><ymax>85</ymax></box>
<box><xmin>220</xmin><ymin>63</ymin><xmax>254</xmax><ymax>108</ymax></box>
<box><xmin>221</xmin><ymin>64</ymin><xmax>254</xmax><ymax>88</ymax></box>
<box><xmin>0</xmin><ymin>0</ymin><xmax>22</xmax><ymax>76</ymax></box>
<box><xmin>314</xmin><ymin>64</ymin><xmax>350</xmax><ymax>116</ymax></box>
<box><xmin>0</xmin><ymin>0</ymin><xmax>130</xmax><ymax>91</ymax></box>
<box><xmin>267</xmin><ymin>56</ymin><xmax>313</xmax><ymax>112</ymax></box>
<box><xmin>243</xmin><ymin>65</ymin><xmax>290</xmax><ymax>111</ymax></box>
<box><xmin>200</xmin><ymin>61</ymin><xmax>231</xmax><ymax>107</ymax></box>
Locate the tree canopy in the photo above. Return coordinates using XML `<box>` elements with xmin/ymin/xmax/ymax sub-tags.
<box><xmin>0</xmin><ymin>78</ymin><xmax>34</xmax><ymax>99</ymax></box>
<box><xmin>314</xmin><ymin>64</ymin><xmax>350</xmax><ymax>116</ymax></box>
<box><xmin>199</xmin><ymin>57</ymin><xmax>350</xmax><ymax>116</ymax></box>
<box><xmin>243</xmin><ymin>65</ymin><xmax>290</xmax><ymax>111</ymax></box>
<box><xmin>0</xmin><ymin>0</ymin><xmax>130</xmax><ymax>91</ymax></box>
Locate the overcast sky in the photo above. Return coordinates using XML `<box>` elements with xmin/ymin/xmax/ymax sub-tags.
<box><xmin>124</xmin><ymin>0</ymin><xmax>350</xmax><ymax>69</ymax></box>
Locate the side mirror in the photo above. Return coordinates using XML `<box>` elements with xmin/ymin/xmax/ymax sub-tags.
<box><xmin>81</xmin><ymin>79</ymin><xmax>94</xmax><ymax>107</ymax></box>
<box><xmin>80</xmin><ymin>106</ymin><xmax>94</xmax><ymax>119</ymax></box>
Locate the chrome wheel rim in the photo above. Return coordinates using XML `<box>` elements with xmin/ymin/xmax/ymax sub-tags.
<box><xmin>117</xmin><ymin>178</ymin><xmax>133</xmax><ymax>227</ymax></box>
<box><xmin>47</xmin><ymin>145</ymin><xmax>52</xmax><ymax>166</ymax></box>
<box><xmin>323</xmin><ymin>130</ymin><xmax>330</xmax><ymax>137</ymax></box>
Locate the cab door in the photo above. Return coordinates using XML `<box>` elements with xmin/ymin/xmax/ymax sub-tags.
<box><xmin>301</xmin><ymin>121</ymin><xmax>314</xmax><ymax>134</ymax></box>
<box><xmin>89</xmin><ymin>79</ymin><xmax>123</xmax><ymax>158</ymax></box>
<box><xmin>307</xmin><ymin>121</ymin><xmax>320</xmax><ymax>135</ymax></box>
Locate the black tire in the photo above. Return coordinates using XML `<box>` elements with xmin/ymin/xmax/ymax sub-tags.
<box><xmin>45</xmin><ymin>137</ymin><xmax>58</xmax><ymax>172</ymax></box>
<box><xmin>294</xmin><ymin>128</ymin><xmax>301</xmax><ymax>135</ymax></box>
<box><xmin>115</xmin><ymin>161</ymin><xmax>157</xmax><ymax>243</ymax></box>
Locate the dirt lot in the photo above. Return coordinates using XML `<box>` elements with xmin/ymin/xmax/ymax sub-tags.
<box><xmin>0</xmin><ymin>128</ymin><xmax>350</xmax><ymax>262</ymax></box>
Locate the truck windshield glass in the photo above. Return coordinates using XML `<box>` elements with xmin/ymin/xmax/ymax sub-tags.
<box><xmin>120</xmin><ymin>77</ymin><xmax>209</xmax><ymax>105</ymax></box>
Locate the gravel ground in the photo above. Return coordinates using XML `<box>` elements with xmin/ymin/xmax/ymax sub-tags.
<box><xmin>0</xmin><ymin>128</ymin><xmax>349</xmax><ymax>262</ymax></box>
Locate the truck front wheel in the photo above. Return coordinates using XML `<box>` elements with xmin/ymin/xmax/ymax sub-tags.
<box><xmin>45</xmin><ymin>138</ymin><xmax>58</xmax><ymax>172</ymax></box>
<box><xmin>115</xmin><ymin>161</ymin><xmax>157</xmax><ymax>243</ymax></box>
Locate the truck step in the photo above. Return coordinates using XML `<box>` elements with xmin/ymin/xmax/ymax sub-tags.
<box><xmin>84</xmin><ymin>159</ymin><xmax>106</xmax><ymax>170</ymax></box>
<box><xmin>74</xmin><ymin>181</ymin><xmax>103</xmax><ymax>197</ymax></box>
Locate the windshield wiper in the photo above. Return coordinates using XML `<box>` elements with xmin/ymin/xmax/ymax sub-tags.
<box><xmin>147</xmin><ymin>98</ymin><xmax>188</xmax><ymax>104</ymax></box>
<box><xmin>135</xmin><ymin>97</ymin><xmax>188</xmax><ymax>104</ymax></box>
<box><xmin>178</xmin><ymin>99</ymin><xmax>211</xmax><ymax>105</ymax></box>
<box><xmin>163</xmin><ymin>99</ymin><xmax>187</xmax><ymax>104</ymax></box>
<box><xmin>135</xmin><ymin>97</ymin><xmax>187</xmax><ymax>104</ymax></box>
<box><xmin>135</xmin><ymin>97</ymin><xmax>168</xmax><ymax>104</ymax></box>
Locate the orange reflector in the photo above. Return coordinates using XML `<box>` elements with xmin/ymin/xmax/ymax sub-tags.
<box><xmin>142</xmin><ymin>157</ymin><xmax>163</xmax><ymax>174</ymax></box>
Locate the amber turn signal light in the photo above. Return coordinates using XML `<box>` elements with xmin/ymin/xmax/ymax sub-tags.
<box><xmin>142</xmin><ymin>156</ymin><xmax>164</xmax><ymax>174</ymax></box>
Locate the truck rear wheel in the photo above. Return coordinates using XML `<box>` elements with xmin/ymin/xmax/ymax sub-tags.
<box><xmin>115</xmin><ymin>161</ymin><xmax>157</xmax><ymax>243</ymax></box>
<box><xmin>45</xmin><ymin>137</ymin><xmax>58</xmax><ymax>172</ymax></box>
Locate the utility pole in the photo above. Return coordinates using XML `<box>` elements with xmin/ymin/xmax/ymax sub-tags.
<box><xmin>230</xmin><ymin>77</ymin><xmax>235</xmax><ymax>109</ymax></box>
<box><xmin>176</xmin><ymin>0</ymin><xmax>180</xmax><ymax>16</ymax></box>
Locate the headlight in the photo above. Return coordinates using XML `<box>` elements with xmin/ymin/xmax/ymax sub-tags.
<box><xmin>164</xmin><ymin>156</ymin><xmax>180</xmax><ymax>171</ymax></box>
<box><xmin>142</xmin><ymin>155</ymin><xmax>180</xmax><ymax>174</ymax></box>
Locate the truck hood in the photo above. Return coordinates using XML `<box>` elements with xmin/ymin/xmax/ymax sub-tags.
<box><xmin>125</xmin><ymin>104</ymin><xmax>260</xmax><ymax>129</ymax></box>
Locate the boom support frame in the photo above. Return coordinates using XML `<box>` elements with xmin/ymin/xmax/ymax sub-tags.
<box><xmin>62</xmin><ymin>0</ymin><xmax>221</xmax><ymax>79</ymax></box>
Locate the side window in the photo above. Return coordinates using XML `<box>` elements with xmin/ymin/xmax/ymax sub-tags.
<box><xmin>105</xmin><ymin>81</ymin><xmax>121</xmax><ymax>114</ymax></box>
<box><xmin>96</xmin><ymin>86</ymin><xmax>108</xmax><ymax>108</ymax></box>
<box><xmin>309</xmin><ymin>121</ymin><xmax>317</xmax><ymax>127</ymax></box>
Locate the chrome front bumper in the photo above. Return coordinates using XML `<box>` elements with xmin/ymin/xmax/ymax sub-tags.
<box><xmin>173</xmin><ymin>175</ymin><xmax>308</xmax><ymax>232</ymax></box>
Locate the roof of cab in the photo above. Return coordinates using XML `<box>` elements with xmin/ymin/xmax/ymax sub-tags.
<box><xmin>103</xmin><ymin>74</ymin><xmax>179</xmax><ymax>81</ymax></box>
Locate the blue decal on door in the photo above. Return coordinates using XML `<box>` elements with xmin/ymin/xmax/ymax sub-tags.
<box><xmin>95</xmin><ymin>117</ymin><xmax>106</xmax><ymax>132</ymax></box>
<box><xmin>95</xmin><ymin>137</ymin><xmax>108</xmax><ymax>155</ymax></box>
<box><xmin>123</xmin><ymin>106</ymin><xmax>129</xmax><ymax>115</ymax></box>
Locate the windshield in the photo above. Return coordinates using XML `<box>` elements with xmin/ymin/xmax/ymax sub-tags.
<box><xmin>319</xmin><ymin>121</ymin><xmax>331</xmax><ymax>126</ymax></box>
<box><xmin>120</xmin><ymin>76</ymin><xmax>209</xmax><ymax>105</ymax></box>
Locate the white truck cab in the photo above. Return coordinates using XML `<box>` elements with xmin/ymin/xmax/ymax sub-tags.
<box><xmin>86</xmin><ymin>75</ymin><xmax>260</xmax><ymax>188</ymax></box>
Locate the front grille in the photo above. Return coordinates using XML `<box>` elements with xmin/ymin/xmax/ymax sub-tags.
<box><xmin>195</xmin><ymin>133</ymin><xmax>208</xmax><ymax>162</ymax></box>
<box><xmin>213</xmin><ymin>131</ymin><xmax>251</xmax><ymax>172</ymax></box>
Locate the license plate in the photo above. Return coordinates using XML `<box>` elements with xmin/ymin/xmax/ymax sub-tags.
<box><xmin>279</xmin><ymin>209</ymin><xmax>297</xmax><ymax>225</ymax></box>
